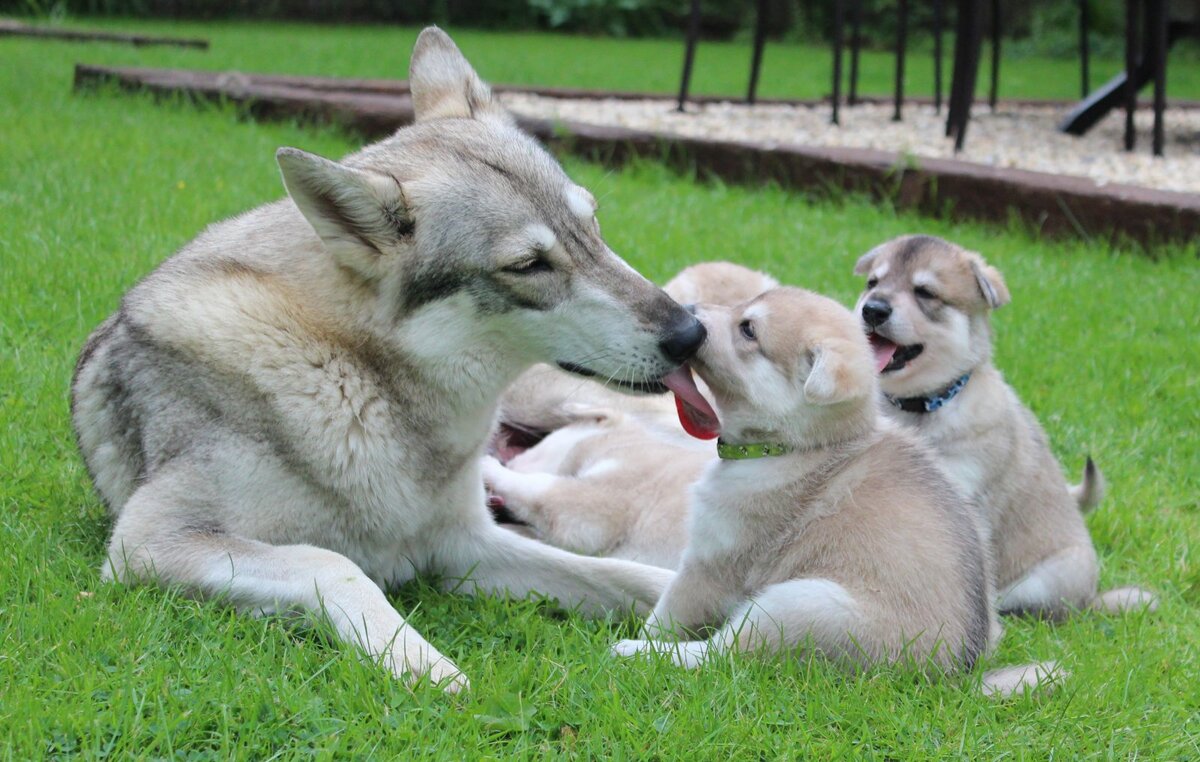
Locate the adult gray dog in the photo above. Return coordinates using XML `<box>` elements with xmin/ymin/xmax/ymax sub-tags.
<box><xmin>71</xmin><ymin>27</ymin><xmax>705</xmax><ymax>691</ymax></box>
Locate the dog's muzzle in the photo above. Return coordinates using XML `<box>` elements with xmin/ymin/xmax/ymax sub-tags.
<box><xmin>658</xmin><ymin>313</ymin><xmax>707</xmax><ymax>365</ymax></box>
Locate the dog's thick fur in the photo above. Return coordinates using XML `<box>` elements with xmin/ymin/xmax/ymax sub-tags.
<box><xmin>613</xmin><ymin>288</ymin><xmax>999</xmax><ymax>676</ymax></box>
<box><xmin>486</xmin><ymin>262</ymin><xmax>777</xmax><ymax>568</ymax></box>
<box><xmin>70</xmin><ymin>28</ymin><xmax>716</xmax><ymax>691</ymax></box>
<box><xmin>854</xmin><ymin>235</ymin><xmax>1155</xmax><ymax>618</ymax></box>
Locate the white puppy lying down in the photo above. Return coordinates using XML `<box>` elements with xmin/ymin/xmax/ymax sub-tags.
<box><xmin>612</xmin><ymin>288</ymin><xmax>1059</xmax><ymax>694</ymax></box>
<box><xmin>486</xmin><ymin>262</ymin><xmax>777</xmax><ymax>568</ymax></box>
<box><xmin>484</xmin><ymin>405</ymin><xmax>711</xmax><ymax>569</ymax></box>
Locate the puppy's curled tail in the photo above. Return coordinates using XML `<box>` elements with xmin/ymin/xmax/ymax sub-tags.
<box><xmin>1069</xmin><ymin>457</ymin><xmax>1105</xmax><ymax>514</ymax></box>
<box><xmin>980</xmin><ymin>660</ymin><xmax>1066</xmax><ymax>699</ymax></box>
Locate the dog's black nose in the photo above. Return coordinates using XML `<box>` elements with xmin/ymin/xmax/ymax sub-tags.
<box><xmin>861</xmin><ymin>299</ymin><xmax>892</xmax><ymax>328</ymax></box>
<box><xmin>659</xmin><ymin>315</ymin><xmax>707</xmax><ymax>364</ymax></box>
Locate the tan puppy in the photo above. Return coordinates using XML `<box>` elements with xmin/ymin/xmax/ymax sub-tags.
<box><xmin>854</xmin><ymin>235</ymin><xmax>1155</xmax><ymax>617</ymax></box>
<box><xmin>486</xmin><ymin>262</ymin><xmax>777</xmax><ymax>567</ymax></box>
<box><xmin>613</xmin><ymin>287</ymin><xmax>1002</xmax><ymax>678</ymax></box>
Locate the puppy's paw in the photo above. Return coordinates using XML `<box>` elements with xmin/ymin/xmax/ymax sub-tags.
<box><xmin>480</xmin><ymin>455</ymin><xmax>508</xmax><ymax>488</ymax></box>
<box><xmin>611</xmin><ymin>639</ymin><xmax>653</xmax><ymax>658</ymax></box>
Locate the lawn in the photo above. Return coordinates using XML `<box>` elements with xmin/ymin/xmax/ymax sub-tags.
<box><xmin>2</xmin><ymin>20</ymin><xmax>1199</xmax><ymax>759</ymax></box>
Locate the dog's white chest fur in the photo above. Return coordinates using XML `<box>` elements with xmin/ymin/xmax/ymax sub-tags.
<box><xmin>687</xmin><ymin>458</ymin><xmax>799</xmax><ymax>560</ymax></box>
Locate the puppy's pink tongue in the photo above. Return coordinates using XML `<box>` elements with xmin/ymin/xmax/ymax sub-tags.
<box><xmin>661</xmin><ymin>366</ymin><xmax>720</xmax><ymax>440</ymax></box>
<box><xmin>869</xmin><ymin>336</ymin><xmax>897</xmax><ymax>373</ymax></box>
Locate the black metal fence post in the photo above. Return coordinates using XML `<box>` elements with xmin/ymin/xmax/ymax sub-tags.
<box><xmin>989</xmin><ymin>0</ymin><xmax>1001</xmax><ymax>109</ymax></box>
<box><xmin>1151</xmin><ymin>0</ymin><xmax>1167</xmax><ymax>155</ymax></box>
<box><xmin>1080</xmin><ymin>0</ymin><xmax>1091</xmax><ymax>97</ymax></box>
<box><xmin>894</xmin><ymin>0</ymin><xmax>908</xmax><ymax>122</ymax></box>
<box><xmin>832</xmin><ymin>0</ymin><xmax>845</xmax><ymax>125</ymax></box>
<box><xmin>1124</xmin><ymin>0</ymin><xmax>1140</xmax><ymax>150</ymax></box>
<box><xmin>934</xmin><ymin>0</ymin><xmax>944</xmax><ymax>113</ymax></box>
<box><xmin>947</xmin><ymin>0</ymin><xmax>984</xmax><ymax>150</ymax></box>
<box><xmin>747</xmin><ymin>0</ymin><xmax>769</xmax><ymax>104</ymax></box>
<box><xmin>677</xmin><ymin>0</ymin><xmax>702</xmax><ymax>112</ymax></box>
<box><xmin>849</xmin><ymin>0</ymin><xmax>863</xmax><ymax>105</ymax></box>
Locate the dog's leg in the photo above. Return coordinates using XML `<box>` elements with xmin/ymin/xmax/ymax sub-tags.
<box><xmin>105</xmin><ymin>478</ymin><xmax>467</xmax><ymax>691</ymax></box>
<box><xmin>612</xmin><ymin>565</ymin><xmax>747</xmax><ymax>659</ymax></box>
<box><xmin>482</xmin><ymin>456</ymin><xmax>624</xmax><ymax>556</ymax></box>
<box><xmin>997</xmin><ymin>544</ymin><xmax>1098</xmax><ymax>618</ymax></box>
<box><xmin>436</xmin><ymin>521</ymin><xmax>673</xmax><ymax>615</ymax></box>
<box><xmin>614</xmin><ymin>578</ymin><xmax>862</xmax><ymax>669</ymax></box>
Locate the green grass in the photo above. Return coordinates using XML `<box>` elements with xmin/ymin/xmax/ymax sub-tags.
<box><xmin>3</xmin><ymin>22</ymin><xmax>1200</xmax><ymax>760</ymax></box>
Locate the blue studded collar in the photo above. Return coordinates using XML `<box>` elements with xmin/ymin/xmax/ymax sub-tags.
<box><xmin>885</xmin><ymin>373</ymin><xmax>971</xmax><ymax>414</ymax></box>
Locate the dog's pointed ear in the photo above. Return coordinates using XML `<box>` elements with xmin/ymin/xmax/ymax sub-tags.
<box><xmin>409</xmin><ymin>26</ymin><xmax>510</xmax><ymax>124</ymax></box>
<box><xmin>276</xmin><ymin>147</ymin><xmax>412</xmax><ymax>280</ymax></box>
<box><xmin>853</xmin><ymin>245</ymin><xmax>883</xmax><ymax>276</ymax></box>
<box><xmin>968</xmin><ymin>255</ymin><xmax>1011</xmax><ymax>310</ymax></box>
<box><xmin>804</xmin><ymin>340</ymin><xmax>869</xmax><ymax>406</ymax></box>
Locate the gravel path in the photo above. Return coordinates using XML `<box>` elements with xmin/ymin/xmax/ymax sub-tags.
<box><xmin>501</xmin><ymin>94</ymin><xmax>1200</xmax><ymax>195</ymax></box>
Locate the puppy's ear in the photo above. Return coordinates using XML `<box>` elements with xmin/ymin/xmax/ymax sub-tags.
<box><xmin>804</xmin><ymin>340</ymin><xmax>868</xmax><ymax>406</ymax></box>
<box><xmin>276</xmin><ymin>147</ymin><xmax>412</xmax><ymax>280</ymax></box>
<box><xmin>409</xmin><ymin>27</ymin><xmax>510</xmax><ymax>124</ymax></box>
<box><xmin>853</xmin><ymin>245</ymin><xmax>884</xmax><ymax>276</ymax></box>
<box><xmin>662</xmin><ymin>271</ymin><xmax>699</xmax><ymax>305</ymax></box>
<box><xmin>968</xmin><ymin>255</ymin><xmax>1011</xmax><ymax>310</ymax></box>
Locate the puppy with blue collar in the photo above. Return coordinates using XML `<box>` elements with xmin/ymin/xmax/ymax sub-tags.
<box><xmin>855</xmin><ymin>235</ymin><xmax>1155</xmax><ymax>618</ymax></box>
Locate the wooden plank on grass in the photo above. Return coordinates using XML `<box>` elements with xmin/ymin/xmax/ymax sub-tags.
<box><xmin>0</xmin><ymin>19</ymin><xmax>208</xmax><ymax>49</ymax></box>
<box><xmin>72</xmin><ymin>63</ymin><xmax>1200</xmax><ymax>247</ymax></box>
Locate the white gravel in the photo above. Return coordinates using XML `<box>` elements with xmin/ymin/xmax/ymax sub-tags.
<box><xmin>500</xmin><ymin>93</ymin><xmax>1200</xmax><ymax>195</ymax></box>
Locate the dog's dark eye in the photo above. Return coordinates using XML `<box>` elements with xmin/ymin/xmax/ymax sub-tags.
<box><xmin>739</xmin><ymin>319</ymin><xmax>757</xmax><ymax>341</ymax></box>
<box><xmin>503</xmin><ymin>258</ymin><xmax>551</xmax><ymax>275</ymax></box>
<box><xmin>914</xmin><ymin>286</ymin><xmax>937</xmax><ymax>300</ymax></box>
<box><xmin>866</xmin><ymin>277</ymin><xmax>879</xmax><ymax>289</ymax></box>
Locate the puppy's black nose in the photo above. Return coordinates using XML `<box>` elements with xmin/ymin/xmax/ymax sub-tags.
<box><xmin>861</xmin><ymin>299</ymin><xmax>892</xmax><ymax>328</ymax></box>
<box><xmin>659</xmin><ymin>315</ymin><xmax>707</xmax><ymax>364</ymax></box>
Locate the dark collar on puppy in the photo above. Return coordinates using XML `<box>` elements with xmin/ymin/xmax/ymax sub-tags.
<box><xmin>885</xmin><ymin>373</ymin><xmax>971</xmax><ymax>414</ymax></box>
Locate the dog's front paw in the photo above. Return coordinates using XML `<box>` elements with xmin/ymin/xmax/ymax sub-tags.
<box><xmin>611</xmin><ymin>639</ymin><xmax>653</xmax><ymax>658</ymax></box>
<box><xmin>423</xmin><ymin>656</ymin><xmax>470</xmax><ymax>694</ymax></box>
<box><xmin>391</xmin><ymin>646</ymin><xmax>469</xmax><ymax>694</ymax></box>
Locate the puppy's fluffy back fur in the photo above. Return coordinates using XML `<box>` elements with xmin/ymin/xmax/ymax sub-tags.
<box><xmin>630</xmin><ymin>287</ymin><xmax>997</xmax><ymax>672</ymax></box>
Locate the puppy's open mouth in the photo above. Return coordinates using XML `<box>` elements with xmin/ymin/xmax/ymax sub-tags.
<box><xmin>490</xmin><ymin>422</ymin><xmax>546</xmax><ymax>463</ymax></box>
<box><xmin>557</xmin><ymin>361</ymin><xmax>668</xmax><ymax>394</ymax></box>
<box><xmin>867</xmin><ymin>333</ymin><xmax>924</xmax><ymax>373</ymax></box>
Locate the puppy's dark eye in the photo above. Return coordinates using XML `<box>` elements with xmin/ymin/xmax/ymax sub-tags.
<box><xmin>866</xmin><ymin>277</ymin><xmax>879</xmax><ymax>289</ymax></box>
<box><xmin>739</xmin><ymin>319</ymin><xmax>757</xmax><ymax>341</ymax></box>
<box><xmin>913</xmin><ymin>286</ymin><xmax>937</xmax><ymax>300</ymax></box>
<box><xmin>503</xmin><ymin>257</ymin><xmax>551</xmax><ymax>275</ymax></box>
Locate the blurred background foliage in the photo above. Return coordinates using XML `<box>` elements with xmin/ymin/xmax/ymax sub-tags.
<box><xmin>2</xmin><ymin>0</ymin><xmax>1190</xmax><ymax>60</ymax></box>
